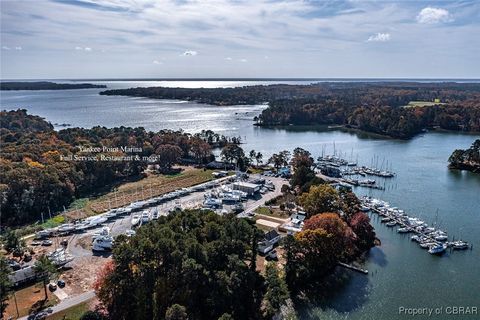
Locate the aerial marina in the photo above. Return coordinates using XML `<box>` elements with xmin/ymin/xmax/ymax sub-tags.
<box><xmin>361</xmin><ymin>196</ymin><xmax>471</xmax><ymax>255</ymax></box>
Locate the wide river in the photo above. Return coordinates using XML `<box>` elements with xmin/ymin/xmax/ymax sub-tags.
<box><xmin>1</xmin><ymin>80</ymin><xmax>479</xmax><ymax>319</ymax></box>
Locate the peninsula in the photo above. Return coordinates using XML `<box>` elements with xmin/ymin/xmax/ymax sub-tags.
<box><xmin>0</xmin><ymin>81</ymin><xmax>106</xmax><ymax>90</ymax></box>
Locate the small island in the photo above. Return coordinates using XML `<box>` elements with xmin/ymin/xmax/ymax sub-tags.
<box><xmin>448</xmin><ymin>139</ymin><xmax>480</xmax><ymax>173</ymax></box>
<box><xmin>0</xmin><ymin>81</ymin><xmax>106</xmax><ymax>90</ymax></box>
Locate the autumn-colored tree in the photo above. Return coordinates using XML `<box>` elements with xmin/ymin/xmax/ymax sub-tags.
<box><xmin>298</xmin><ymin>184</ymin><xmax>341</xmax><ymax>217</ymax></box>
<box><xmin>349</xmin><ymin>212</ymin><xmax>376</xmax><ymax>250</ymax></box>
<box><xmin>156</xmin><ymin>144</ymin><xmax>183</xmax><ymax>171</ymax></box>
<box><xmin>303</xmin><ymin>213</ymin><xmax>355</xmax><ymax>257</ymax></box>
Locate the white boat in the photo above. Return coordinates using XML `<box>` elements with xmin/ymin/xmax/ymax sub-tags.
<box><xmin>92</xmin><ymin>235</ymin><xmax>114</xmax><ymax>251</ymax></box>
<box><xmin>434</xmin><ymin>235</ymin><xmax>448</xmax><ymax>242</ymax></box>
<box><xmin>125</xmin><ymin>229</ymin><xmax>136</xmax><ymax>237</ymax></box>
<box><xmin>397</xmin><ymin>227</ymin><xmax>411</xmax><ymax>233</ymax></box>
<box><xmin>131</xmin><ymin>214</ymin><xmax>141</xmax><ymax>226</ymax></box>
<box><xmin>141</xmin><ymin>210</ymin><xmax>150</xmax><ymax>223</ymax></box>
<box><xmin>451</xmin><ymin>241</ymin><xmax>469</xmax><ymax>250</ymax></box>
<box><xmin>104</xmin><ymin>210</ymin><xmax>118</xmax><ymax>219</ymax></box>
<box><xmin>57</xmin><ymin>223</ymin><xmax>75</xmax><ymax>233</ymax></box>
<box><xmin>86</xmin><ymin>215</ymin><xmax>108</xmax><ymax>227</ymax></box>
<box><xmin>428</xmin><ymin>243</ymin><xmax>447</xmax><ymax>255</ymax></box>
<box><xmin>420</xmin><ymin>241</ymin><xmax>437</xmax><ymax>249</ymax></box>
<box><xmin>92</xmin><ymin>227</ymin><xmax>110</xmax><ymax>241</ymax></box>
<box><xmin>204</xmin><ymin>198</ymin><xmax>222</xmax><ymax>207</ymax></box>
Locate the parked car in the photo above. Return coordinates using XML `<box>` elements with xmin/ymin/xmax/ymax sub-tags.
<box><xmin>41</xmin><ymin>240</ymin><xmax>53</xmax><ymax>246</ymax></box>
<box><xmin>57</xmin><ymin>279</ymin><xmax>66</xmax><ymax>288</ymax></box>
<box><xmin>48</xmin><ymin>283</ymin><xmax>57</xmax><ymax>291</ymax></box>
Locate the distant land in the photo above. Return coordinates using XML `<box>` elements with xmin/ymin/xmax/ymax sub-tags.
<box><xmin>0</xmin><ymin>81</ymin><xmax>106</xmax><ymax>90</ymax></box>
<box><xmin>100</xmin><ymin>82</ymin><xmax>480</xmax><ymax>139</ymax></box>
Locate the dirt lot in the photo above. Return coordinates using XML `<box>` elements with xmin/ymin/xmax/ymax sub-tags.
<box><xmin>59</xmin><ymin>256</ymin><xmax>110</xmax><ymax>296</ymax></box>
<box><xmin>5</xmin><ymin>283</ymin><xmax>59</xmax><ymax>318</ymax></box>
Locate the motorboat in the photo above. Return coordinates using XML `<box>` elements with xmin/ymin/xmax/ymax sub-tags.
<box><xmin>420</xmin><ymin>241</ymin><xmax>437</xmax><ymax>249</ymax></box>
<box><xmin>57</xmin><ymin>223</ymin><xmax>76</xmax><ymax>234</ymax></box>
<box><xmin>386</xmin><ymin>221</ymin><xmax>397</xmax><ymax>227</ymax></box>
<box><xmin>434</xmin><ymin>234</ymin><xmax>448</xmax><ymax>241</ymax></box>
<box><xmin>35</xmin><ymin>230</ymin><xmax>52</xmax><ymax>239</ymax></box>
<box><xmin>428</xmin><ymin>243</ymin><xmax>447</xmax><ymax>255</ymax></box>
<box><xmin>104</xmin><ymin>210</ymin><xmax>118</xmax><ymax>219</ymax></box>
<box><xmin>204</xmin><ymin>198</ymin><xmax>222</xmax><ymax>208</ymax></box>
<box><xmin>86</xmin><ymin>215</ymin><xmax>108</xmax><ymax>228</ymax></box>
<box><xmin>397</xmin><ymin>227</ymin><xmax>411</xmax><ymax>233</ymax></box>
<box><xmin>92</xmin><ymin>235</ymin><xmax>114</xmax><ymax>251</ymax></box>
<box><xmin>411</xmin><ymin>235</ymin><xmax>421</xmax><ymax>242</ymax></box>
<box><xmin>125</xmin><ymin>229</ymin><xmax>136</xmax><ymax>237</ymax></box>
<box><xmin>131</xmin><ymin>214</ymin><xmax>141</xmax><ymax>227</ymax></box>
<box><xmin>92</xmin><ymin>227</ymin><xmax>110</xmax><ymax>241</ymax></box>
<box><xmin>381</xmin><ymin>217</ymin><xmax>392</xmax><ymax>222</ymax></box>
<box><xmin>141</xmin><ymin>210</ymin><xmax>150</xmax><ymax>224</ymax></box>
<box><xmin>451</xmin><ymin>240</ymin><xmax>469</xmax><ymax>250</ymax></box>
<box><xmin>151</xmin><ymin>209</ymin><xmax>159</xmax><ymax>220</ymax></box>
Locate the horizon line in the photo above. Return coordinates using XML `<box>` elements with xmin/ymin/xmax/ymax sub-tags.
<box><xmin>1</xmin><ymin>77</ymin><xmax>480</xmax><ymax>82</ymax></box>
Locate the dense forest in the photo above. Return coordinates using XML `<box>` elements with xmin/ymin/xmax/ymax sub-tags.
<box><xmin>0</xmin><ymin>110</ymin><xmax>239</xmax><ymax>226</ymax></box>
<box><xmin>448</xmin><ymin>139</ymin><xmax>480</xmax><ymax>173</ymax></box>
<box><xmin>0</xmin><ymin>81</ymin><xmax>106</xmax><ymax>90</ymax></box>
<box><xmin>93</xmin><ymin>187</ymin><xmax>375</xmax><ymax>319</ymax></box>
<box><xmin>100</xmin><ymin>82</ymin><xmax>480</xmax><ymax>139</ymax></box>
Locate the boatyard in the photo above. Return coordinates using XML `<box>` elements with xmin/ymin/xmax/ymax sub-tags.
<box><xmin>5</xmin><ymin>171</ymin><xmax>287</xmax><ymax>307</ymax></box>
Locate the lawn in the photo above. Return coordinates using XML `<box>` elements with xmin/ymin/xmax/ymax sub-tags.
<box><xmin>405</xmin><ymin>100</ymin><xmax>445</xmax><ymax>108</ymax></box>
<box><xmin>46</xmin><ymin>299</ymin><xmax>93</xmax><ymax>320</ymax></box>
<box><xmin>4</xmin><ymin>283</ymin><xmax>59</xmax><ymax>318</ymax></box>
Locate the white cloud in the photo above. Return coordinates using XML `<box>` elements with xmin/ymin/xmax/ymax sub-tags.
<box><xmin>15</xmin><ymin>46</ymin><xmax>22</xmax><ymax>50</ymax></box>
<box><xmin>239</xmin><ymin>58</ymin><xmax>247</xmax><ymax>62</ymax></box>
<box><xmin>2</xmin><ymin>46</ymin><xmax>11</xmax><ymax>50</ymax></box>
<box><xmin>75</xmin><ymin>46</ymin><xmax>83</xmax><ymax>50</ymax></box>
<box><xmin>153</xmin><ymin>60</ymin><xmax>163</xmax><ymax>65</ymax></box>
<box><xmin>181</xmin><ymin>50</ymin><xmax>197</xmax><ymax>56</ymax></box>
<box><xmin>225</xmin><ymin>57</ymin><xmax>232</xmax><ymax>61</ymax></box>
<box><xmin>367</xmin><ymin>33</ymin><xmax>391</xmax><ymax>42</ymax></box>
<box><xmin>416</xmin><ymin>7</ymin><xmax>452</xmax><ymax>24</ymax></box>
<box><xmin>84</xmin><ymin>47</ymin><xmax>92</xmax><ymax>51</ymax></box>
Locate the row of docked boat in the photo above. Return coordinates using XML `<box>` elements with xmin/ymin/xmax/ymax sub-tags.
<box><xmin>361</xmin><ymin>196</ymin><xmax>470</xmax><ymax>255</ymax></box>
<box><xmin>35</xmin><ymin>180</ymin><xmax>223</xmax><ymax>239</ymax></box>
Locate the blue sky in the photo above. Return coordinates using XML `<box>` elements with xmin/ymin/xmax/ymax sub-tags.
<box><xmin>1</xmin><ymin>0</ymin><xmax>479</xmax><ymax>79</ymax></box>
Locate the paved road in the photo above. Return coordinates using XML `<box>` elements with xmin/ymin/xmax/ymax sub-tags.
<box><xmin>18</xmin><ymin>290</ymin><xmax>95</xmax><ymax>320</ymax></box>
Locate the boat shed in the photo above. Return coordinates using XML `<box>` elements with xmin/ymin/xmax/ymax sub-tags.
<box><xmin>8</xmin><ymin>266</ymin><xmax>37</xmax><ymax>287</ymax></box>
<box><xmin>232</xmin><ymin>182</ymin><xmax>260</xmax><ymax>195</ymax></box>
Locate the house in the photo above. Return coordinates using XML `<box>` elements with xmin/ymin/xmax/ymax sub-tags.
<box><xmin>8</xmin><ymin>266</ymin><xmax>37</xmax><ymax>287</ymax></box>
<box><xmin>264</xmin><ymin>229</ymin><xmax>281</xmax><ymax>245</ymax></box>
<box><xmin>258</xmin><ymin>241</ymin><xmax>273</xmax><ymax>254</ymax></box>
<box><xmin>232</xmin><ymin>182</ymin><xmax>260</xmax><ymax>195</ymax></box>
<box><xmin>257</xmin><ymin>230</ymin><xmax>281</xmax><ymax>254</ymax></box>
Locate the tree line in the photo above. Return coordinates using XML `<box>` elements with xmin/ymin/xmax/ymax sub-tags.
<box><xmin>99</xmin><ymin>82</ymin><xmax>480</xmax><ymax>139</ymax></box>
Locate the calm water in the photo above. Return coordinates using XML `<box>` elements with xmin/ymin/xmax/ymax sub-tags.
<box><xmin>1</xmin><ymin>81</ymin><xmax>479</xmax><ymax>319</ymax></box>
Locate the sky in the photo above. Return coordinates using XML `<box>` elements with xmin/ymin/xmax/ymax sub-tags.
<box><xmin>1</xmin><ymin>0</ymin><xmax>479</xmax><ymax>79</ymax></box>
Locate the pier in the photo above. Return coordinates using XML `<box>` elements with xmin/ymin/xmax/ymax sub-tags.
<box><xmin>361</xmin><ymin>196</ymin><xmax>471</xmax><ymax>255</ymax></box>
<box><xmin>338</xmin><ymin>262</ymin><xmax>369</xmax><ymax>274</ymax></box>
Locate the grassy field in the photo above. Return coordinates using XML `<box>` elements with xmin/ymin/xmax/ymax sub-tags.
<box><xmin>405</xmin><ymin>100</ymin><xmax>445</xmax><ymax>108</ymax></box>
<box><xmin>65</xmin><ymin>167</ymin><xmax>215</xmax><ymax>220</ymax></box>
<box><xmin>46</xmin><ymin>300</ymin><xmax>92</xmax><ymax>320</ymax></box>
<box><xmin>4</xmin><ymin>283</ymin><xmax>59</xmax><ymax>318</ymax></box>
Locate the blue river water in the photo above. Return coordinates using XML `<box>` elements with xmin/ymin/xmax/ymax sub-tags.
<box><xmin>1</xmin><ymin>80</ymin><xmax>479</xmax><ymax>319</ymax></box>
